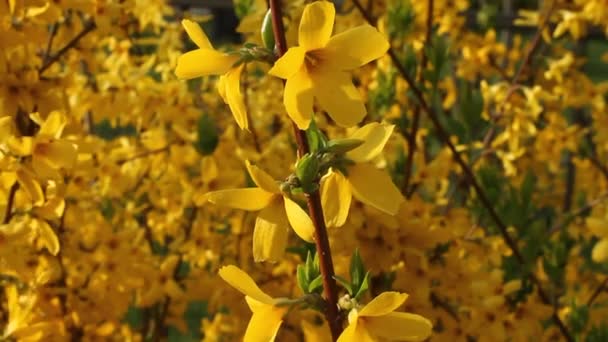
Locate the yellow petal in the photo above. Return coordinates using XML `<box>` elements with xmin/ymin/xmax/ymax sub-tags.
<box><xmin>347</xmin><ymin>123</ymin><xmax>394</xmax><ymax>163</ymax></box>
<box><xmin>365</xmin><ymin>312</ymin><xmax>433</xmax><ymax>341</ymax></box>
<box><xmin>592</xmin><ymin>238</ymin><xmax>608</xmax><ymax>263</ymax></box>
<box><xmin>253</xmin><ymin>200</ymin><xmax>289</xmax><ymax>262</ymax></box>
<box><xmin>218</xmin><ymin>64</ymin><xmax>248</xmax><ymax>130</ymax></box>
<box><xmin>336</xmin><ymin>321</ymin><xmax>357</xmax><ymax>342</ymax></box>
<box><xmin>359</xmin><ymin>292</ymin><xmax>409</xmax><ymax>317</ymax></box>
<box><xmin>34</xmin><ymin>140</ymin><xmax>77</xmax><ymax>169</ymax></box>
<box><xmin>32</xmin><ymin>157</ymin><xmax>60</xmax><ymax>180</ymax></box>
<box><xmin>219</xmin><ymin>265</ymin><xmax>274</xmax><ymax>304</ymax></box>
<box><xmin>302</xmin><ymin>319</ymin><xmax>332</xmax><ymax>342</ymax></box>
<box><xmin>33</xmin><ymin>197</ymin><xmax>65</xmax><ymax>220</ymax></box>
<box><xmin>312</xmin><ymin>71</ymin><xmax>366</xmax><ymax>127</ymax></box>
<box><xmin>337</xmin><ymin>320</ymin><xmax>375</xmax><ymax>342</ymax></box>
<box><xmin>283</xmin><ymin>197</ymin><xmax>315</xmax><ymax>242</ymax></box>
<box><xmin>175</xmin><ymin>49</ymin><xmax>238</xmax><ymax>79</ymax></box>
<box><xmin>206</xmin><ymin>188</ymin><xmax>275</xmax><ymax>211</ymax></box>
<box><xmin>38</xmin><ymin>111</ymin><xmax>66</xmax><ymax>138</ymax></box>
<box><xmin>246</xmin><ymin>161</ymin><xmax>279</xmax><ymax>194</ymax></box>
<box><xmin>0</xmin><ymin>116</ymin><xmax>14</xmax><ymax>142</ymax></box>
<box><xmin>35</xmin><ymin>219</ymin><xmax>60</xmax><ymax>256</ymax></box>
<box><xmin>320</xmin><ymin>170</ymin><xmax>351</xmax><ymax>227</ymax></box>
<box><xmin>587</xmin><ymin>217</ymin><xmax>608</xmax><ymax>237</ymax></box>
<box><xmin>348</xmin><ymin>163</ymin><xmax>404</xmax><ymax>215</ymax></box>
<box><xmin>16</xmin><ymin>168</ymin><xmax>44</xmax><ymax>207</ymax></box>
<box><xmin>181</xmin><ymin>19</ymin><xmax>213</xmax><ymax>49</ymax></box>
<box><xmin>299</xmin><ymin>1</ymin><xmax>335</xmax><ymax>51</ymax></box>
<box><xmin>269</xmin><ymin>47</ymin><xmax>306</xmax><ymax>79</ymax></box>
<box><xmin>284</xmin><ymin>67</ymin><xmax>314</xmax><ymax>129</ymax></box>
<box><xmin>324</xmin><ymin>25</ymin><xmax>389</xmax><ymax>70</ymax></box>
<box><xmin>244</xmin><ymin>307</ymin><xmax>284</xmax><ymax>342</ymax></box>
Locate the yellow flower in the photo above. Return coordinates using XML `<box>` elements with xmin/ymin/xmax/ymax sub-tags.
<box><xmin>320</xmin><ymin>123</ymin><xmax>404</xmax><ymax>227</ymax></box>
<box><xmin>218</xmin><ymin>265</ymin><xmax>288</xmax><ymax>342</ymax></box>
<box><xmin>587</xmin><ymin>214</ymin><xmax>608</xmax><ymax>262</ymax></box>
<box><xmin>206</xmin><ymin>161</ymin><xmax>314</xmax><ymax>262</ymax></box>
<box><xmin>7</xmin><ymin>111</ymin><xmax>77</xmax><ymax>181</ymax></box>
<box><xmin>338</xmin><ymin>292</ymin><xmax>432</xmax><ymax>342</ymax></box>
<box><xmin>175</xmin><ymin>19</ymin><xmax>248</xmax><ymax>130</ymax></box>
<box><xmin>268</xmin><ymin>1</ymin><xmax>389</xmax><ymax>129</ymax></box>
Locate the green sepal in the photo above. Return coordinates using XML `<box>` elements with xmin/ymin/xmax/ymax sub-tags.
<box><xmin>260</xmin><ymin>9</ymin><xmax>276</xmax><ymax>51</ymax></box>
<box><xmin>334</xmin><ymin>275</ymin><xmax>353</xmax><ymax>296</ymax></box>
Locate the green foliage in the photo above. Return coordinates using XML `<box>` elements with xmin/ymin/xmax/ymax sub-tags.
<box><xmin>586</xmin><ymin>322</ymin><xmax>608</xmax><ymax>342</ymax></box>
<box><xmin>387</xmin><ymin>0</ymin><xmax>415</xmax><ymax>40</ymax></box>
<box><xmin>297</xmin><ymin>251</ymin><xmax>323</xmax><ymax>295</ymax></box>
<box><xmin>194</xmin><ymin>113</ymin><xmax>219</xmax><ymax>156</ymax></box>
<box><xmin>93</xmin><ymin>119</ymin><xmax>137</xmax><ymax>141</ymax></box>
<box><xmin>234</xmin><ymin>0</ymin><xmax>255</xmax><ymax>19</ymax></box>
<box><xmin>369</xmin><ymin>68</ymin><xmax>397</xmax><ymax>117</ymax></box>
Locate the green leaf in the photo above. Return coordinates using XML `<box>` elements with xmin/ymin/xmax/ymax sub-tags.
<box><xmin>306</xmin><ymin>119</ymin><xmax>328</xmax><ymax>153</ymax></box>
<box><xmin>295</xmin><ymin>154</ymin><xmax>320</xmax><ymax>194</ymax></box>
<box><xmin>297</xmin><ymin>264</ymin><xmax>309</xmax><ymax>294</ymax></box>
<box><xmin>350</xmin><ymin>249</ymin><xmax>366</xmax><ymax>292</ymax></box>
<box><xmin>334</xmin><ymin>275</ymin><xmax>353</xmax><ymax>296</ymax></box>
<box><xmin>354</xmin><ymin>272</ymin><xmax>370</xmax><ymax>300</ymax></box>
<box><xmin>308</xmin><ymin>275</ymin><xmax>324</xmax><ymax>294</ymax></box>
<box><xmin>194</xmin><ymin>113</ymin><xmax>219</xmax><ymax>156</ymax></box>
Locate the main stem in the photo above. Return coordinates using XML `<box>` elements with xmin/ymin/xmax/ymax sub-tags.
<box><xmin>268</xmin><ymin>1</ymin><xmax>342</xmax><ymax>340</ymax></box>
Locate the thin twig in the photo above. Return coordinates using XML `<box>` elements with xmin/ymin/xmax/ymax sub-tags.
<box><xmin>39</xmin><ymin>20</ymin><xmax>97</xmax><ymax>75</ymax></box>
<box><xmin>268</xmin><ymin>1</ymin><xmax>342</xmax><ymax>340</ymax></box>
<box><xmin>3</xmin><ymin>183</ymin><xmax>19</xmax><ymax>224</ymax></box>
<box><xmin>587</xmin><ymin>276</ymin><xmax>608</xmax><ymax>306</ymax></box>
<box><xmin>43</xmin><ymin>22</ymin><xmax>59</xmax><ymax>63</ymax></box>
<box><xmin>116</xmin><ymin>144</ymin><xmax>174</xmax><ymax>165</ymax></box>
<box><xmin>352</xmin><ymin>1</ymin><xmax>574</xmax><ymax>341</ymax></box>
<box><xmin>402</xmin><ymin>0</ymin><xmax>433</xmax><ymax>196</ymax></box>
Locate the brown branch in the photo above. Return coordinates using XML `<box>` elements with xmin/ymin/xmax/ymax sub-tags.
<box><xmin>39</xmin><ymin>20</ymin><xmax>96</xmax><ymax>75</ymax></box>
<box><xmin>42</xmin><ymin>22</ymin><xmax>59</xmax><ymax>63</ymax></box>
<box><xmin>116</xmin><ymin>144</ymin><xmax>174</xmax><ymax>165</ymax></box>
<box><xmin>402</xmin><ymin>0</ymin><xmax>433</xmax><ymax>195</ymax></box>
<box><xmin>3</xmin><ymin>183</ymin><xmax>19</xmax><ymax>224</ymax></box>
<box><xmin>587</xmin><ymin>276</ymin><xmax>608</xmax><ymax>306</ymax></box>
<box><xmin>352</xmin><ymin>1</ymin><xmax>574</xmax><ymax>341</ymax></box>
<box><xmin>268</xmin><ymin>1</ymin><xmax>341</xmax><ymax>340</ymax></box>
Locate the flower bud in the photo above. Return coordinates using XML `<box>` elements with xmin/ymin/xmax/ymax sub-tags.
<box><xmin>260</xmin><ymin>9</ymin><xmax>276</xmax><ymax>51</ymax></box>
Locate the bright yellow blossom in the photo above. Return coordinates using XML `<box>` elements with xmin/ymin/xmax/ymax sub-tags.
<box><xmin>219</xmin><ymin>265</ymin><xmax>288</xmax><ymax>342</ymax></box>
<box><xmin>587</xmin><ymin>213</ymin><xmax>608</xmax><ymax>262</ymax></box>
<box><xmin>175</xmin><ymin>19</ymin><xmax>248</xmax><ymax>130</ymax></box>
<box><xmin>321</xmin><ymin>123</ymin><xmax>404</xmax><ymax>227</ymax></box>
<box><xmin>338</xmin><ymin>292</ymin><xmax>432</xmax><ymax>342</ymax></box>
<box><xmin>206</xmin><ymin>161</ymin><xmax>315</xmax><ymax>261</ymax></box>
<box><xmin>268</xmin><ymin>1</ymin><xmax>389</xmax><ymax>129</ymax></box>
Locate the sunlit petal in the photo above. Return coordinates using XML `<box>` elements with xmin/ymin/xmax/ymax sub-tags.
<box><xmin>269</xmin><ymin>46</ymin><xmax>306</xmax><ymax>79</ymax></box>
<box><xmin>244</xmin><ymin>306</ymin><xmax>285</xmax><ymax>342</ymax></box>
<box><xmin>284</xmin><ymin>67</ymin><xmax>314</xmax><ymax>129</ymax></box>
<box><xmin>219</xmin><ymin>265</ymin><xmax>274</xmax><ymax>304</ymax></box>
<box><xmin>320</xmin><ymin>170</ymin><xmax>351</xmax><ymax>227</ymax></box>
<box><xmin>365</xmin><ymin>312</ymin><xmax>433</xmax><ymax>341</ymax></box>
<box><xmin>324</xmin><ymin>25</ymin><xmax>389</xmax><ymax>70</ymax></box>
<box><xmin>347</xmin><ymin>123</ymin><xmax>394</xmax><ymax>163</ymax></box>
<box><xmin>348</xmin><ymin>163</ymin><xmax>404</xmax><ymax>216</ymax></box>
<box><xmin>283</xmin><ymin>197</ymin><xmax>315</xmax><ymax>242</ymax></box>
<box><xmin>298</xmin><ymin>1</ymin><xmax>335</xmax><ymax>51</ymax></box>
<box><xmin>206</xmin><ymin>188</ymin><xmax>275</xmax><ymax>211</ymax></box>
<box><xmin>312</xmin><ymin>71</ymin><xmax>366</xmax><ymax>127</ymax></box>
<box><xmin>218</xmin><ymin>64</ymin><xmax>248</xmax><ymax>130</ymax></box>
<box><xmin>253</xmin><ymin>200</ymin><xmax>289</xmax><ymax>262</ymax></box>
<box><xmin>246</xmin><ymin>160</ymin><xmax>280</xmax><ymax>194</ymax></box>
<box><xmin>359</xmin><ymin>292</ymin><xmax>409</xmax><ymax>317</ymax></box>
<box><xmin>181</xmin><ymin>19</ymin><xmax>213</xmax><ymax>49</ymax></box>
<box><xmin>175</xmin><ymin>49</ymin><xmax>237</xmax><ymax>79</ymax></box>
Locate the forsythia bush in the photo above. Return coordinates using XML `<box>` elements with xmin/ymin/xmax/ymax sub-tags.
<box><xmin>1</xmin><ymin>0</ymin><xmax>608</xmax><ymax>341</ymax></box>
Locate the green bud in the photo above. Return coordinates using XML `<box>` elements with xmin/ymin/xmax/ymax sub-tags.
<box><xmin>324</xmin><ymin>138</ymin><xmax>365</xmax><ymax>155</ymax></box>
<box><xmin>260</xmin><ymin>9</ymin><xmax>276</xmax><ymax>51</ymax></box>
<box><xmin>295</xmin><ymin>153</ymin><xmax>320</xmax><ymax>194</ymax></box>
